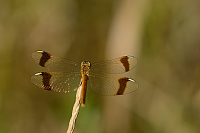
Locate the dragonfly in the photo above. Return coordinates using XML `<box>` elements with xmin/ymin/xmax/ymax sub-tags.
<box><xmin>31</xmin><ymin>50</ymin><xmax>138</xmax><ymax>106</ymax></box>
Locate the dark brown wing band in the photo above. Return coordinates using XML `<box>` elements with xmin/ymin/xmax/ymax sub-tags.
<box><xmin>116</xmin><ymin>77</ymin><xmax>129</xmax><ymax>95</ymax></box>
<box><xmin>120</xmin><ymin>56</ymin><xmax>130</xmax><ymax>72</ymax></box>
<box><xmin>41</xmin><ymin>72</ymin><xmax>52</xmax><ymax>90</ymax></box>
<box><xmin>39</xmin><ymin>51</ymin><xmax>51</xmax><ymax>67</ymax></box>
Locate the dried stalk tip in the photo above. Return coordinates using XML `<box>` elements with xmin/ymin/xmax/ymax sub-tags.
<box><xmin>66</xmin><ymin>84</ymin><xmax>82</xmax><ymax>133</ymax></box>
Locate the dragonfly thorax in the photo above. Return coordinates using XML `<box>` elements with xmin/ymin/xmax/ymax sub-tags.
<box><xmin>81</xmin><ymin>61</ymin><xmax>91</xmax><ymax>76</ymax></box>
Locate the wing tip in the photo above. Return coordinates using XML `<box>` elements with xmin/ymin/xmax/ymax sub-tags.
<box><xmin>128</xmin><ymin>78</ymin><xmax>136</xmax><ymax>82</ymax></box>
<box><xmin>36</xmin><ymin>50</ymin><xmax>44</xmax><ymax>53</ymax></box>
<box><xmin>34</xmin><ymin>72</ymin><xmax>42</xmax><ymax>75</ymax></box>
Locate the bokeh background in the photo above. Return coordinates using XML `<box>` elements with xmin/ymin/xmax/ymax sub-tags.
<box><xmin>1</xmin><ymin>0</ymin><xmax>200</xmax><ymax>133</ymax></box>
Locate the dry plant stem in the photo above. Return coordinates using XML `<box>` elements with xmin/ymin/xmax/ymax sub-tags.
<box><xmin>66</xmin><ymin>84</ymin><xmax>82</xmax><ymax>133</ymax></box>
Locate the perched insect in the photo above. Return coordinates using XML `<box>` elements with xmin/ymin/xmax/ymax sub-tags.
<box><xmin>31</xmin><ymin>50</ymin><xmax>138</xmax><ymax>106</ymax></box>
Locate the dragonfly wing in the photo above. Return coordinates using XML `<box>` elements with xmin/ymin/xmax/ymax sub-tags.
<box><xmin>31</xmin><ymin>72</ymin><xmax>81</xmax><ymax>93</ymax></box>
<box><xmin>90</xmin><ymin>55</ymin><xmax>137</xmax><ymax>74</ymax></box>
<box><xmin>87</xmin><ymin>73</ymin><xmax>138</xmax><ymax>96</ymax></box>
<box><xmin>32</xmin><ymin>50</ymin><xmax>81</xmax><ymax>72</ymax></box>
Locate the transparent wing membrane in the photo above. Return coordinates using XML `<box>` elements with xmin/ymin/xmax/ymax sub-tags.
<box><xmin>32</xmin><ymin>51</ymin><xmax>81</xmax><ymax>72</ymax></box>
<box><xmin>31</xmin><ymin>72</ymin><xmax>81</xmax><ymax>93</ymax></box>
<box><xmin>91</xmin><ymin>55</ymin><xmax>137</xmax><ymax>74</ymax></box>
<box><xmin>88</xmin><ymin>73</ymin><xmax>138</xmax><ymax>96</ymax></box>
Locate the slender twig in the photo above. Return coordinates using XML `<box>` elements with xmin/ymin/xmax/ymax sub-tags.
<box><xmin>66</xmin><ymin>84</ymin><xmax>82</xmax><ymax>133</ymax></box>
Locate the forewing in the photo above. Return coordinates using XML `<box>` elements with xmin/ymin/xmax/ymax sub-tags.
<box><xmin>32</xmin><ymin>50</ymin><xmax>80</xmax><ymax>72</ymax></box>
<box><xmin>91</xmin><ymin>55</ymin><xmax>137</xmax><ymax>74</ymax></box>
<box><xmin>31</xmin><ymin>72</ymin><xmax>81</xmax><ymax>93</ymax></box>
<box><xmin>87</xmin><ymin>73</ymin><xmax>138</xmax><ymax>96</ymax></box>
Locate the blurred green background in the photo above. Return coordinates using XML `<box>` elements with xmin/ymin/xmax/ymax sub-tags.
<box><xmin>1</xmin><ymin>0</ymin><xmax>200</xmax><ymax>133</ymax></box>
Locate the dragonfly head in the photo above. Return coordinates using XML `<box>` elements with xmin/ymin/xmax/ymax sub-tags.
<box><xmin>81</xmin><ymin>61</ymin><xmax>91</xmax><ymax>67</ymax></box>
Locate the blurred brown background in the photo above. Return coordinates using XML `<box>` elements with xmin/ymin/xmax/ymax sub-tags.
<box><xmin>0</xmin><ymin>0</ymin><xmax>200</xmax><ymax>133</ymax></box>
